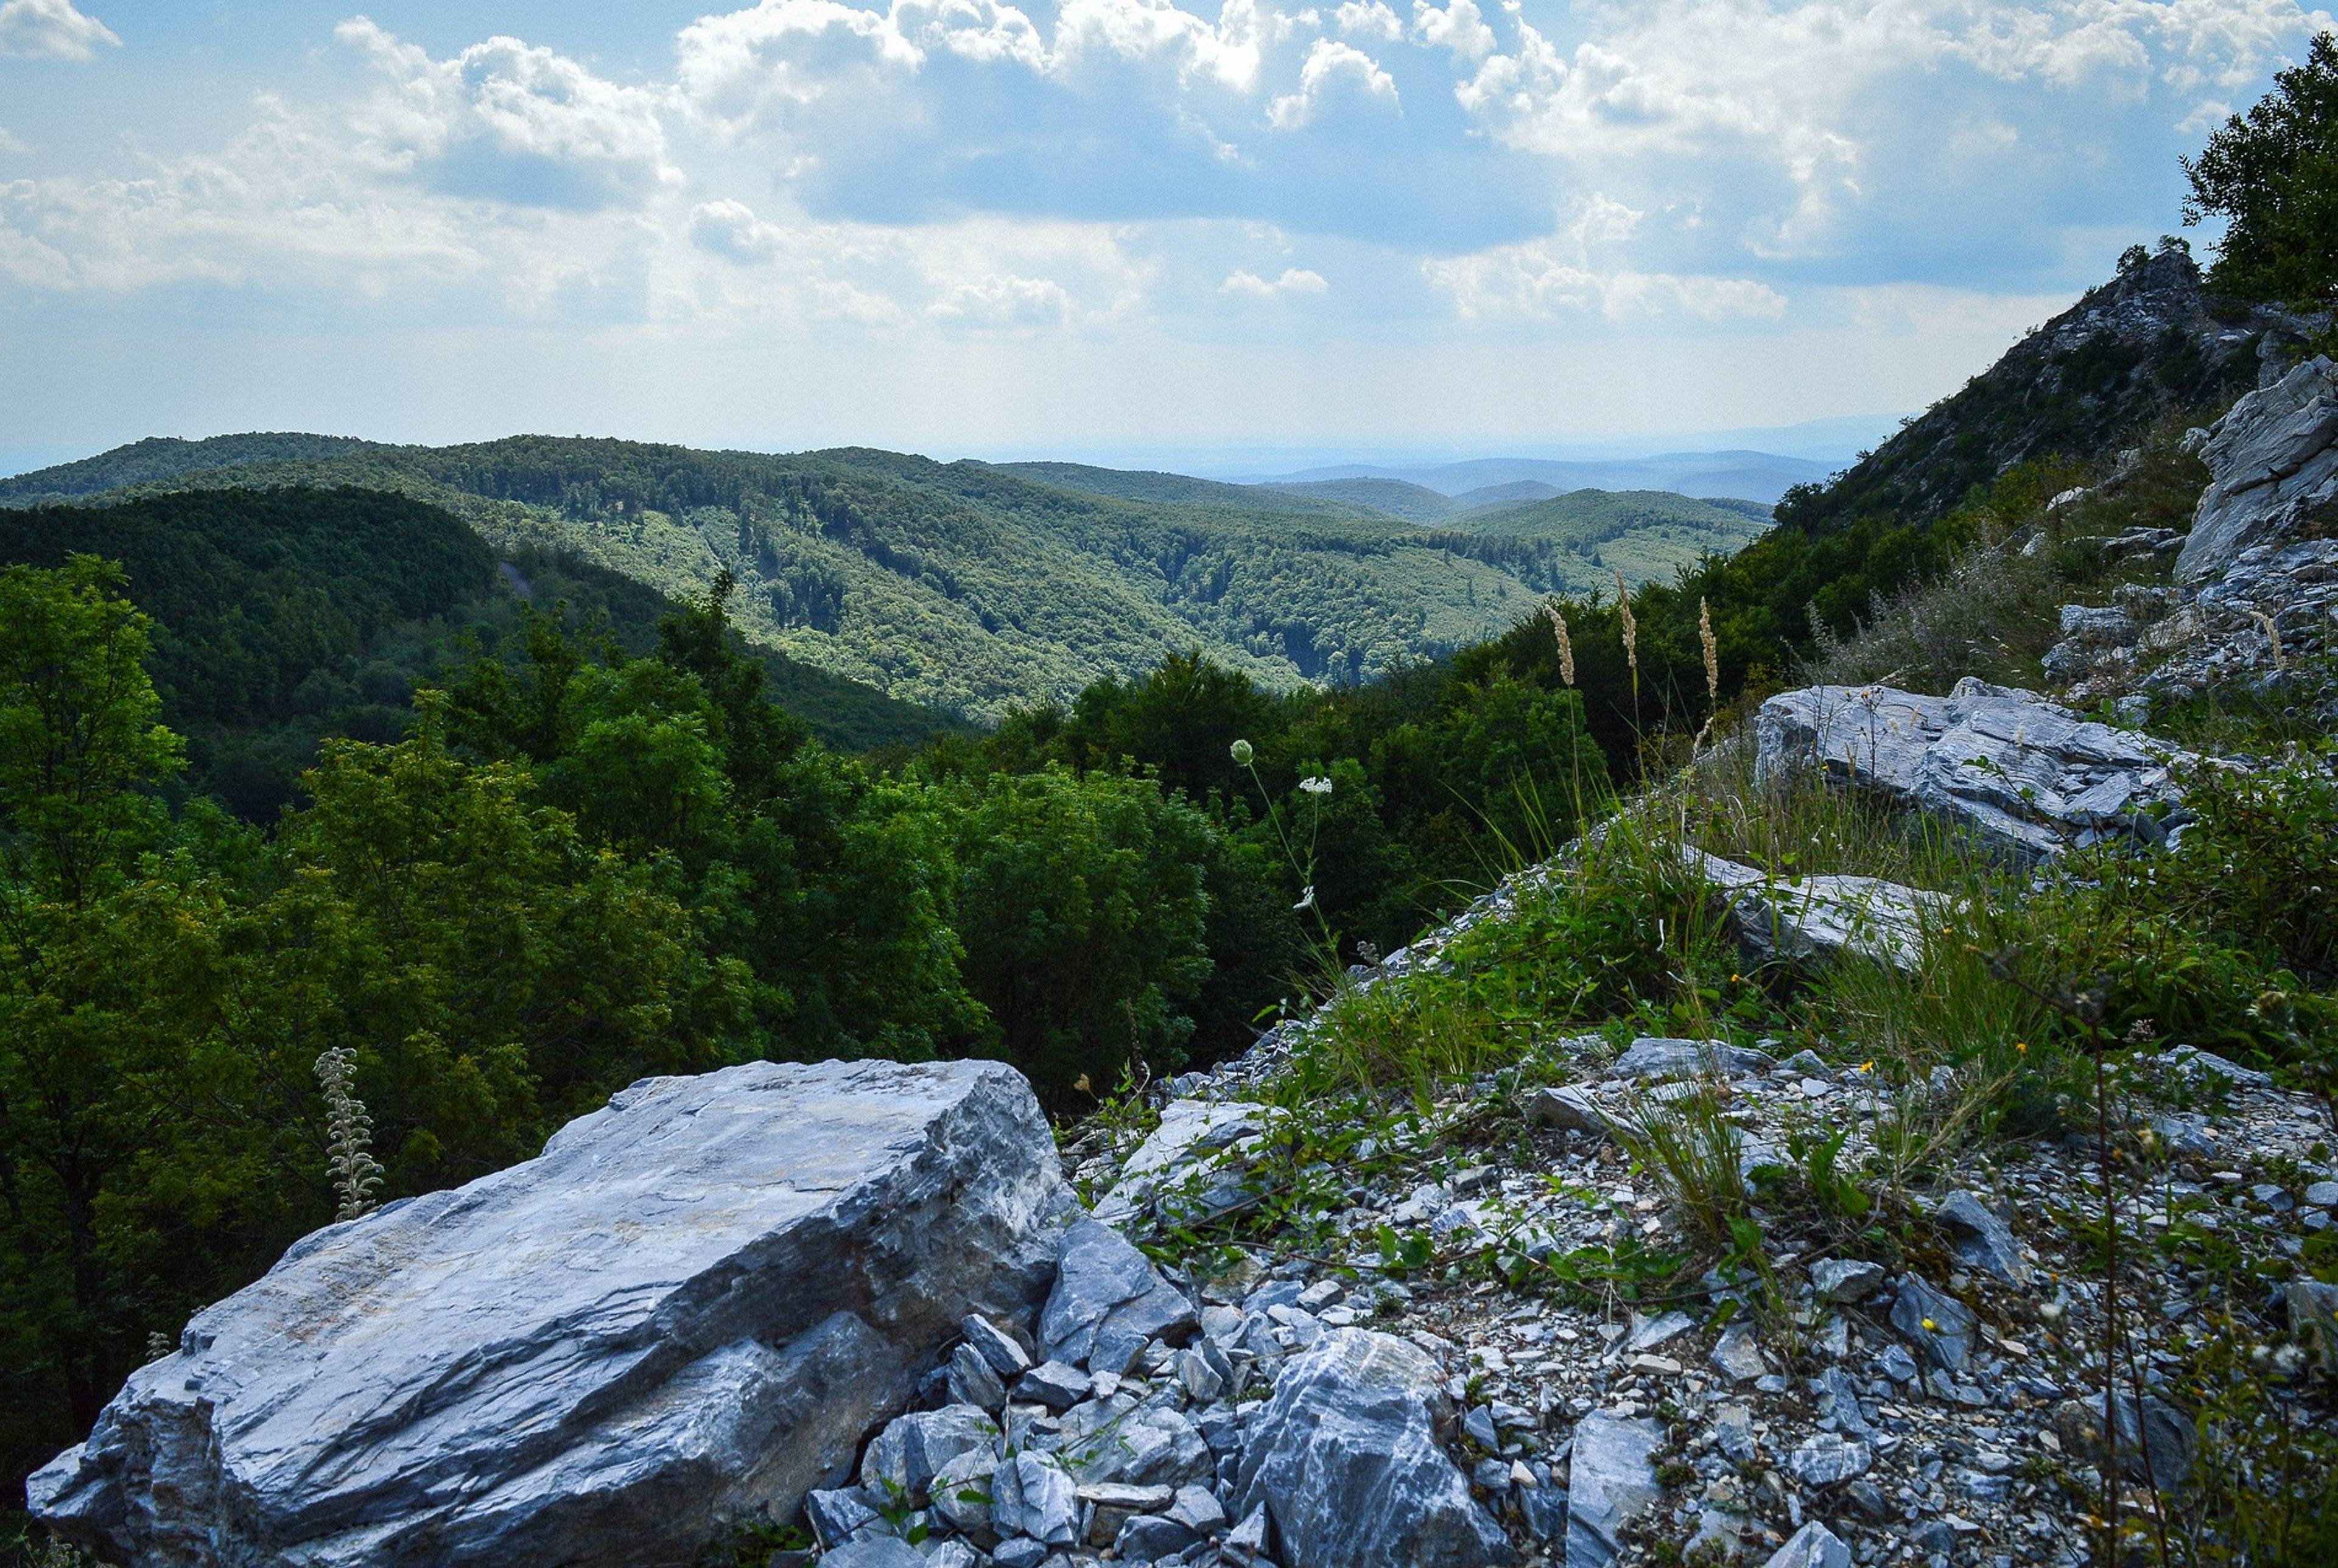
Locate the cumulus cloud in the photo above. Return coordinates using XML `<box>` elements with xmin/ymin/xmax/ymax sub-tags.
<box><xmin>1267</xmin><ymin>38</ymin><xmax>1397</xmax><ymax>127</ymax></box>
<box><xmin>1221</xmin><ymin>264</ymin><xmax>1328</xmax><ymax>295</ymax></box>
<box><xmin>1424</xmin><ymin>236</ymin><xmax>1786</xmax><ymax>322</ymax></box>
<box><xmin>337</xmin><ymin>18</ymin><xmax>679</xmax><ymax>211</ymax></box>
<box><xmin>1332</xmin><ymin>1</ymin><xmax>1402</xmax><ymax>40</ymax></box>
<box><xmin>0</xmin><ymin>0</ymin><xmax>117</xmax><ymax>61</ymax></box>
<box><xmin>927</xmin><ymin>271</ymin><xmax>1074</xmax><ymax>325</ymax></box>
<box><xmin>1409</xmin><ymin>0</ymin><xmax>1494</xmax><ymax>62</ymax></box>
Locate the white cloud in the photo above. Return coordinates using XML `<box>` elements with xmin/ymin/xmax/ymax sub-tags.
<box><xmin>1424</xmin><ymin>237</ymin><xmax>1786</xmax><ymax>322</ymax></box>
<box><xmin>337</xmin><ymin>20</ymin><xmax>679</xmax><ymax>212</ymax></box>
<box><xmin>0</xmin><ymin>0</ymin><xmax>117</xmax><ymax>61</ymax></box>
<box><xmin>1221</xmin><ymin>264</ymin><xmax>1328</xmax><ymax>296</ymax></box>
<box><xmin>0</xmin><ymin>126</ymin><xmax>29</xmax><ymax>155</ymax></box>
<box><xmin>1409</xmin><ymin>0</ymin><xmax>1494</xmax><ymax>62</ymax></box>
<box><xmin>927</xmin><ymin>271</ymin><xmax>1074</xmax><ymax>325</ymax></box>
<box><xmin>1332</xmin><ymin>1</ymin><xmax>1402</xmax><ymax>40</ymax></box>
<box><xmin>1267</xmin><ymin>38</ymin><xmax>1397</xmax><ymax>127</ymax></box>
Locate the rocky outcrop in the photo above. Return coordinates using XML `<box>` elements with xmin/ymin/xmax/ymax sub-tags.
<box><xmin>1683</xmin><ymin>848</ymin><xmax>1945</xmax><ymax>972</ymax></box>
<box><xmin>1232</xmin><ymin>1328</ymin><xmax>1511</xmax><ymax>1568</ymax></box>
<box><xmin>2177</xmin><ymin>356</ymin><xmax>2338</xmax><ymax>584</ymax></box>
<box><xmin>28</xmin><ymin>1060</ymin><xmax>1072</xmax><ymax>1568</ymax></box>
<box><xmin>1091</xmin><ymin>1099</ymin><xmax>1274</xmax><ymax>1229</ymax></box>
<box><xmin>1755</xmin><ymin>679</ymin><xmax>2189</xmax><ymax>859</ymax></box>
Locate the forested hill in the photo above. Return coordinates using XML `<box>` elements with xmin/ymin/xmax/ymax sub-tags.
<box><xmin>2</xmin><ymin>437</ymin><xmax>1775</xmax><ymax>721</ymax></box>
<box><xmin>0</xmin><ymin>489</ymin><xmax>964</xmax><ymax>814</ymax></box>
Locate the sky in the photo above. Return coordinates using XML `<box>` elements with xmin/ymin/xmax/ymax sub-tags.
<box><xmin>1</xmin><ymin>0</ymin><xmax>2332</xmax><ymax>473</ymax></box>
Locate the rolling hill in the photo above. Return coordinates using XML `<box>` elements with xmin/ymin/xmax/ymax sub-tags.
<box><xmin>1251</xmin><ymin>451</ymin><xmax>1835</xmax><ymax>505</ymax></box>
<box><xmin>4</xmin><ymin>436</ymin><xmax>1780</xmax><ymax>721</ymax></box>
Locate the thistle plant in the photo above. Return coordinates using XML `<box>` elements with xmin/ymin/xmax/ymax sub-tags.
<box><xmin>315</xmin><ymin>1046</ymin><xmax>384</xmax><ymax>1222</ymax></box>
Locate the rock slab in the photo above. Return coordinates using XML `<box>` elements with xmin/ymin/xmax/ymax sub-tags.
<box><xmin>1566</xmin><ymin>1410</ymin><xmax>1663</xmax><ymax>1568</ymax></box>
<box><xmin>1756</xmin><ymin>679</ymin><xmax>2188</xmax><ymax>859</ymax></box>
<box><xmin>29</xmin><ymin>1059</ymin><xmax>1073</xmax><ymax>1568</ymax></box>
<box><xmin>1232</xmin><ymin>1328</ymin><xmax>1512</xmax><ymax>1568</ymax></box>
<box><xmin>2179</xmin><ymin>355</ymin><xmax>2338</xmax><ymax>583</ymax></box>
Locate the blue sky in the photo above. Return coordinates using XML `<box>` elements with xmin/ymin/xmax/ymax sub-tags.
<box><xmin>1</xmin><ymin>0</ymin><xmax>2331</xmax><ymax>472</ymax></box>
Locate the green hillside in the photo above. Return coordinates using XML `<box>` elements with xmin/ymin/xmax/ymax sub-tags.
<box><xmin>1260</xmin><ymin>477</ymin><xmax>1457</xmax><ymax>523</ymax></box>
<box><xmin>4</xmin><ymin>437</ymin><xmax>1772</xmax><ymax>721</ymax></box>
<box><xmin>0</xmin><ymin>488</ymin><xmax>964</xmax><ymax>813</ymax></box>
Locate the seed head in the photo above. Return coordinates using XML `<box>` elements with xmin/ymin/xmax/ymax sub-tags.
<box><xmin>1230</xmin><ymin>738</ymin><xmax>1254</xmax><ymax>766</ymax></box>
<box><xmin>1545</xmin><ymin>600</ymin><xmax>1576</xmax><ymax>688</ymax></box>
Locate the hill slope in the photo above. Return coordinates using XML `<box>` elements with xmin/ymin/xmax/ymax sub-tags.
<box><xmin>0</xmin><ymin>488</ymin><xmax>964</xmax><ymax>812</ymax></box>
<box><xmin>5</xmin><ymin>438</ymin><xmax>1777</xmax><ymax>720</ymax></box>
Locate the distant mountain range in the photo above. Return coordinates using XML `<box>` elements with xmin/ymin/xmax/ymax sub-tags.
<box><xmin>1246</xmin><ymin>451</ymin><xmax>1837</xmax><ymax>506</ymax></box>
<box><xmin>3</xmin><ymin>436</ymin><xmax>1775</xmax><ymax>723</ymax></box>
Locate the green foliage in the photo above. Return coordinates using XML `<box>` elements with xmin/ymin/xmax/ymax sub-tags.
<box><xmin>0</xmin><ymin>491</ymin><xmax>959</xmax><ymax>819</ymax></box>
<box><xmin>945</xmin><ymin>768</ymin><xmax>1215</xmax><ymax>1107</ymax></box>
<box><xmin>2184</xmin><ymin>31</ymin><xmax>2338</xmax><ymax>309</ymax></box>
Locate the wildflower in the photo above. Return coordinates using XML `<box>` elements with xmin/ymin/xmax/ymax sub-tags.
<box><xmin>1858</xmin><ymin>1060</ymin><xmax>1875</xmax><ymax>1074</ymax></box>
<box><xmin>1545</xmin><ymin>600</ymin><xmax>1576</xmax><ymax>688</ymax></box>
<box><xmin>1299</xmin><ymin>775</ymin><xmax>1332</xmax><ymax>795</ymax></box>
<box><xmin>1922</xmin><ymin>1317</ymin><xmax>1939</xmax><ymax>1332</ymax></box>
<box><xmin>2016</xmin><ymin>1041</ymin><xmax>2029</xmax><ymax>1054</ymax></box>
<box><xmin>1230</xmin><ymin>738</ymin><xmax>1254</xmax><ymax>766</ymax></box>
<box><xmin>1294</xmin><ymin>885</ymin><xmax>1317</xmax><ymax>911</ymax></box>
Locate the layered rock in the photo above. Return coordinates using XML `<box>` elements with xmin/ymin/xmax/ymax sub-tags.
<box><xmin>2177</xmin><ymin>355</ymin><xmax>2338</xmax><ymax>584</ymax></box>
<box><xmin>29</xmin><ymin>1059</ymin><xmax>1072</xmax><ymax>1568</ymax></box>
<box><xmin>1755</xmin><ymin>679</ymin><xmax>2188</xmax><ymax>859</ymax></box>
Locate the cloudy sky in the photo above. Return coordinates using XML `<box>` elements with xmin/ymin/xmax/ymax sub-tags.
<box><xmin>1</xmin><ymin>0</ymin><xmax>2330</xmax><ymax>471</ymax></box>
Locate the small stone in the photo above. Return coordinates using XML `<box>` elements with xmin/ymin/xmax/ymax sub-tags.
<box><xmin>1890</xmin><ymin>1276</ymin><xmax>1978</xmax><ymax>1371</ymax></box>
<box><xmin>1114</xmin><ymin>1514</ymin><xmax>1197</xmax><ymax>1558</ymax></box>
<box><xmin>1810</xmin><ymin>1259</ymin><xmax>1886</xmax><ymax>1304</ymax></box>
<box><xmin>1761</xmin><ymin>1519</ymin><xmax>1853</xmax><ymax>1568</ymax></box>
<box><xmin>947</xmin><ymin>1343</ymin><xmax>1007</xmax><ymax>1411</ymax></box>
<box><xmin>1167</xmin><ymin>1482</ymin><xmax>1226</xmax><ymax>1535</ymax></box>
<box><xmin>996</xmin><ymin>1453</ymin><xmax>1078</xmax><ymax>1547</ymax></box>
<box><xmin>1567</xmin><ymin>1409</ymin><xmax>1663</xmax><ymax>1568</ymax></box>
<box><xmin>2305</xmin><ymin>1181</ymin><xmax>2338</xmax><ymax>1209</ymax></box>
<box><xmin>1935</xmin><ymin>1192</ymin><xmax>2031</xmax><ymax>1287</ymax></box>
<box><xmin>816</xmin><ymin>1538</ymin><xmax>925</xmax><ymax>1568</ymax></box>
<box><xmin>804</xmin><ymin>1488</ymin><xmax>883</xmax><ymax>1550</ymax></box>
<box><xmin>1017</xmin><ymin>1360</ymin><xmax>1090</xmax><ymax>1412</ymax></box>
<box><xmin>1526</xmin><ymin>1086</ymin><xmax>1610</xmax><ymax>1136</ymax></box>
<box><xmin>1788</xmin><ymin>1433</ymin><xmax>1872</xmax><ymax>1486</ymax></box>
<box><xmin>1877</xmin><ymin>1343</ymin><xmax>1919</xmax><ymax>1384</ymax></box>
<box><xmin>1713</xmin><ymin>1404</ymin><xmax>1758</xmax><ymax>1465</ymax></box>
<box><xmin>1627</xmin><ymin>1311</ymin><xmax>1695</xmax><ymax>1353</ymax></box>
<box><xmin>1711</xmin><ymin>1323</ymin><xmax>1771</xmax><ymax>1382</ymax></box>
<box><xmin>990</xmin><ymin>1538</ymin><xmax>1047</xmax><ymax>1568</ymax></box>
<box><xmin>962</xmin><ymin>1314</ymin><xmax>1034</xmax><ymax>1377</ymax></box>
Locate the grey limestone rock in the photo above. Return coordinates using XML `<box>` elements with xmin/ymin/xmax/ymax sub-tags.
<box><xmin>1935</xmin><ymin>1191</ymin><xmax>2032</xmax><ymax>1287</ymax></box>
<box><xmin>27</xmin><ymin>1059</ymin><xmax>1072</xmax><ymax>1568</ymax></box>
<box><xmin>1609</xmin><ymin>1037</ymin><xmax>1775</xmax><ymax>1082</ymax></box>
<box><xmin>927</xmin><ymin>1447</ymin><xmax>1000</xmax><ymax>1535</ymax></box>
<box><xmin>1788</xmin><ymin>1432</ymin><xmax>1872</xmax><ymax>1486</ymax></box>
<box><xmin>1565</xmin><ymin>1409</ymin><xmax>1663</xmax><ymax>1568</ymax></box>
<box><xmin>1016</xmin><ymin>1359</ymin><xmax>1090</xmax><ymax>1411</ymax></box>
<box><xmin>1890</xmin><ymin>1275</ymin><xmax>1978</xmax><ymax>1371</ymax></box>
<box><xmin>2179</xmin><ymin>355</ymin><xmax>2338</xmax><ymax>583</ymax></box>
<box><xmin>1039</xmin><ymin>1217</ymin><xmax>1197</xmax><ymax>1373</ymax></box>
<box><xmin>1683</xmin><ymin>849</ymin><xmax>1945</xmax><ymax>973</ymax></box>
<box><xmin>1710</xmin><ymin>1323</ymin><xmax>1772</xmax><ymax>1382</ymax></box>
<box><xmin>960</xmin><ymin>1314</ymin><xmax>1033</xmax><ymax>1378</ymax></box>
<box><xmin>816</xmin><ymin>1538</ymin><xmax>925</xmax><ymax>1568</ymax></box>
<box><xmin>1763</xmin><ymin>1520</ymin><xmax>1853</xmax><ymax>1568</ymax></box>
<box><xmin>1232</xmin><ymin>1327</ymin><xmax>1512</xmax><ymax>1568</ymax></box>
<box><xmin>1525</xmin><ymin>1085</ymin><xmax>1612</xmax><ymax>1136</ymax></box>
<box><xmin>1810</xmin><ymin>1258</ymin><xmax>1886</xmax><ymax>1303</ymax></box>
<box><xmin>993</xmin><ymin>1452</ymin><xmax>1079</xmax><ymax>1546</ymax></box>
<box><xmin>1092</xmin><ymin>1099</ymin><xmax>1273</xmax><ymax>1227</ymax></box>
<box><xmin>945</xmin><ymin>1343</ymin><xmax>1007</xmax><ymax>1411</ymax></box>
<box><xmin>1755</xmin><ymin>680</ymin><xmax>2189</xmax><ymax>860</ymax></box>
<box><xmin>860</xmin><ymin>1405</ymin><xmax>999</xmax><ymax>1507</ymax></box>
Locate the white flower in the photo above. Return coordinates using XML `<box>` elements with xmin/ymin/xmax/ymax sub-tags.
<box><xmin>1293</xmin><ymin>885</ymin><xmax>1316</xmax><ymax>911</ymax></box>
<box><xmin>1299</xmin><ymin>775</ymin><xmax>1332</xmax><ymax>796</ymax></box>
<box><xmin>1230</xmin><ymin>739</ymin><xmax>1254</xmax><ymax>766</ymax></box>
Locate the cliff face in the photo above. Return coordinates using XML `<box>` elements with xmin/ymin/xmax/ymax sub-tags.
<box><xmin>1786</xmin><ymin>247</ymin><xmax>2318</xmax><ymax>537</ymax></box>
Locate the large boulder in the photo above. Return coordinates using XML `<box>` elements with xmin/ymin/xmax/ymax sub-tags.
<box><xmin>1232</xmin><ymin>1328</ymin><xmax>1511</xmax><ymax>1568</ymax></box>
<box><xmin>2178</xmin><ymin>355</ymin><xmax>2338</xmax><ymax>584</ymax></box>
<box><xmin>1755</xmin><ymin>679</ymin><xmax>2188</xmax><ymax>859</ymax></box>
<box><xmin>28</xmin><ymin>1060</ymin><xmax>1072</xmax><ymax>1567</ymax></box>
